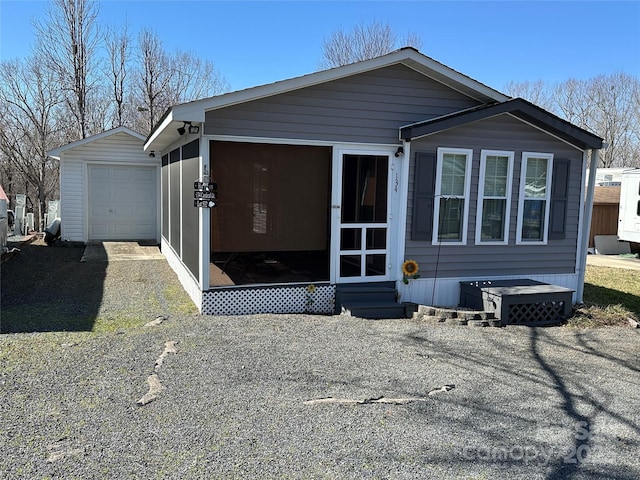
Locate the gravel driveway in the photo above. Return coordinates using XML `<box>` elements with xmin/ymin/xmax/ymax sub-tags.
<box><xmin>1</xmin><ymin>240</ymin><xmax>639</xmax><ymax>479</ymax></box>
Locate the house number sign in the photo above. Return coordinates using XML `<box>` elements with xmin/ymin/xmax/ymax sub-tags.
<box><xmin>194</xmin><ymin>181</ymin><xmax>218</xmax><ymax>208</ymax></box>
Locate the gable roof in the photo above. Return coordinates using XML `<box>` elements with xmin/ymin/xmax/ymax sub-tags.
<box><xmin>48</xmin><ymin>126</ymin><xmax>145</xmax><ymax>158</ymax></box>
<box><xmin>145</xmin><ymin>48</ymin><xmax>510</xmax><ymax>152</ymax></box>
<box><xmin>400</xmin><ymin>97</ymin><xmax>604</xmax><ymax>150</ymax></box>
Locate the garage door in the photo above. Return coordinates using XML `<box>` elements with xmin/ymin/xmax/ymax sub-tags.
<box><xmin>88</xmin><ymin>165</ymin><xmax>157</xmax><ymax>240</ymax></box>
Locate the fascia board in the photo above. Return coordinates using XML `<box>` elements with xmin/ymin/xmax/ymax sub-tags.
<box><xmin>144</xmin><ymin>111</ymin><xmax>175</xmax><ymax>151</ymax></box>
<box><xmin>400</xmin><ymin>105</ymin><xmax>507</xmax><ymax>140</ymax></box>
<box><xmin>147</xmin><ymin>105</ymin><xmax>206</xmax><ymax>151</ymax></box>
<box><xmin>189</xmin><ymin>49</ymin><xmax>508</xmax><ymax>114</ymax></box>
<box><xmin>401</xmin><ymin>56</ymin><xmax>509</xmax><ymax>103</ymax></box>
<box><xmin>511</xmin><ymin>111</ymin><xmax>603</xmax><ymax>150</ymax></box>
<box><xmin>401</xmin><ymin>99</ymin><xmax>603</xmax><ymax>150</ymax></box>
<box><xmin>152</xmin><ymin>48</ymin><xmax>511</xmax><ymax>148</ymax></box>
<box><xmin>172</xmin><ymin>102</ymin><xmax>207</xmax><ymax>123</ymax></box>
<box><xmin>199</xmin><ymin>55</ymin><xmax>409</xmax><ymax>113</ymax></box>
<box><xmin>118</xmin><ymin>127</ymin><xmax>146</xmax><ymax>141</ymax></box>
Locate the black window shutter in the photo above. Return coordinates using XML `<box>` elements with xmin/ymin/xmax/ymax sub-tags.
<box><xmin>549</xmin><ymin>158</ymin><xmax>570</xmax><ymax>240</ymax></box>
<box><xmin>412</xmin><ymin>152</ymin><xmax>437</xmax><ymax>241</ymax></box>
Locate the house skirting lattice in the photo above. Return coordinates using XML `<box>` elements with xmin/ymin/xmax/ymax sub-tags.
<box><xmin>202</xmin><ymin>284</ymin><xmax>336</xmax><ymax>316</ymax></box>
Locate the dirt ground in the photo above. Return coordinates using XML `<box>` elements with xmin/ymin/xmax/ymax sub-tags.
<box><xmin>1</xmin><ymin>237</ymin><xmax>639</xmax><ymax>479</ymax></box>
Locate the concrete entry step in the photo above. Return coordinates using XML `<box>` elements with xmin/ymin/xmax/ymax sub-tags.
<box><xmin>81</xmin><ymin>241</ymin><xmax>164</xmax><ymax>262</ymax></box>
<box><xmin>341</xmin><ymin>301</ymin><xmax>408</xmax><ymax>320</ymax></box>
<box><xmin>336</xmin><ymin>282</ymin><xmax>407</xmax><ymax>319</ymax></box>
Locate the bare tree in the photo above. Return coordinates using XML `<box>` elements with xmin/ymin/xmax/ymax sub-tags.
<box><xmin>34</xmin><ymin>0</ymin><xmax>100</xmax><ymax>139</ymax></box>
<box><xmin>320</xmin><ymin>21</ymin><xmax>423</xmax><ymax>69</ymax></box>
<box><xmin>552</xmin><ymin>74</ymin><xmax>640</xmax><ymax>168</ymax></box>
<box><xmin>85</xmin><ymin>84</ymin><xmax>112</xmax><ymax>133</ymax></box>
<box><xmin>134</xmin><ymin>30</ymin><xmax>229</xmax><ymax>133</ymax></box>
<box><xmin>165</xmin><ymin>50</ymin><xmax>229</xmax><ymax>105</ymax></box>
<box><xmin>503</xmin><ymin>79</ymin><xmax>554</xmax><ymax>111</ymax></box>
<box><xmin>552</xmin><ymin>78</ymin><xmax>594</xmax><ymax>129</ymax></box>
<box><xmin>0</xmin><ymin>2</ymin><xmax>233</xmax><ymax>228</ymax></box>
<box><xmin>104</xmin><ymin>22</ymin><xmax>131</xmax><ymax>128</ymax></box>
<box><xmin>0</xmin><ymin>57</ymin><xmax>63</xmax><ymax>229</ymax></box>
<box><xmin>505</xmin><ymin>73</ymin><xmax>640</xmax><ymax>168</ymax></box>
<box><xmin>135</xmin><ymin>28</ymin><xmax>173</xmax><ymax>133</ymax></box>
<box><xmin>585</xmin><ymin>73</ymin><xmax>640</xmax><ymax>167</ymax></box>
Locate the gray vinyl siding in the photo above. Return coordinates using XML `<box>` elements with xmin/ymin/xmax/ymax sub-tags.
<box><xmin>181</xmin><ymin>151</ymin><xmax>199</xmax><ymax>281</ymax></box>
<box><xmin>406</xmin><ymin>113</ymin><xmax>584</xmax><ymax>278</ymax></box>
<box><xmin>204</xmin><ymin>65</ymin><xmax>481</xmax><ymax>144</ymax></box>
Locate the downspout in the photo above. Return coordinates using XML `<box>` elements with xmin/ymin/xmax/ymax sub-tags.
<box><xmin>576</xmin><ymin>147</ymin><xmax>600</xmax><ymax>303</ymax></box>
<box><xmin>395</xmin><ymin>140</ymin><xmax>411</xmax><ymax>292</ymax></box>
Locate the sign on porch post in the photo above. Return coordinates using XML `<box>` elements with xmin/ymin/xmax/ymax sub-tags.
<box><xmin>193</xmin><ymin>181</ymin><xmax>218</xmax><ymax>208</ymax></box>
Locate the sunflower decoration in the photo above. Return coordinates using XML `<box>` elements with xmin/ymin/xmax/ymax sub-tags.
<box><xmin>401</xmin><ymin>259</ymin><xmax>421</xmax><ymax>284</ymax></box>
<box><xmin>305</xmin><ymin>284</ymin><xmax>317</xmax><ymax>311</ymax></box>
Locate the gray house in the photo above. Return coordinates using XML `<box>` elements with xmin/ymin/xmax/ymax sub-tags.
<box><xmin>144</xmin><ymin>48</ymin><xmax>603</xmax><ymax>318</ymax></box>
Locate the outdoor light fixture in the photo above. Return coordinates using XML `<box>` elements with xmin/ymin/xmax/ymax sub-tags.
<box><xmin>395</xmin><ymin>146</ymin><xmax>404</xmax><ymax>157</ymax></box>
<box><xmin>149</xmin><ymin>151</ymin><xmax>156</xmax><ymax>158</ymax></box>
<box><xmin>177</xmin><ymin>122</ymin><xmax>200</xmax><ymax>135</ymax></box>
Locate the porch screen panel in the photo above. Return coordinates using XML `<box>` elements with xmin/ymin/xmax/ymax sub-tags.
<box><xmin>210</xmin><ymin>141</ymin><xmax>331</xmax><ymax>252</ymax></box>
<box><xmin>169</xmin><ymin>148</ymin><xmax>181</xmax><ymax>255</ymax></box>
<box><xmin>181</xmin><ymin>140</ymin><xmax>200</xmax><ymax>279</ymax></box>
<box><xmin>161</xmin><ymin>154</ymin><xmax>169</xmax><ymax>239</ymax></box>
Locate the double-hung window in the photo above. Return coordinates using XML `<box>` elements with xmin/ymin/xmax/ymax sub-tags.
<box><xmin>517</xmin><ymin>152</ymin><xmax>553</xmax><ymax>243</ymax></box>
<box><xmin>476</xmin><ymin>150</ymin><xmax>514</xmax><ymax>244</ymax></box>
<box><xmin>433</xmin><ymin>148</ymin><xmax>472</xmax><ymax>244</ymax></box>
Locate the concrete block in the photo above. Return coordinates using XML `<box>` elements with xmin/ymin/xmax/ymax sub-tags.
<box><xmin>594</xmin><ymin>235</ymin><xmax>631</xmax><ymax>255</ymax></box>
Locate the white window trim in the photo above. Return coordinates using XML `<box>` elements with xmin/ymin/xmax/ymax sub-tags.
<box><xmin>516</xmin><ymin>152</ymin><xmax>554</xmax><ymax>245</ymax></box>
<box><xmin>432</xmin><ymin>147</ymin><xmax>473</xmax><ymax>245</ymax></box>
<box><xmin>475</xmin><ymin>150</ymin><xmax>514</xmax><ymax>245</ymax></box>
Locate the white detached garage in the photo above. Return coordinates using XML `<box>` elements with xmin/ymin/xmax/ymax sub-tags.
<box><xmin>48</xmin><ymin>127</ymin><xmax>161</xmax><ymax>242</ymax></box>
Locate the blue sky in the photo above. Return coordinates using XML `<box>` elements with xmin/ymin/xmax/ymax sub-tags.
<box><xmin>1</xmin><ymin>0</ymin><xmax>639</xmax><ymax>93</ymax></box>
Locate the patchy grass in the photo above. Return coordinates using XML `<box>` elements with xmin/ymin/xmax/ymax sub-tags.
<box><xmin>0</xmin><ymin>330</ymin><xmax>95</xmax><ymax>375</ymax></box>
<box><xmin>90</xmin><ymin>311</ymin><xmax>155</xmax><ymax>333</ymax></box>
<box><xmin>566</xmin><ymin>265</ymin><xmax>640</xmax><ymax>328</ymax></box>
<box><xmin>163</xmin><ymin>284</ymin><xmax>199</xmax><ymax>316</ymax></box>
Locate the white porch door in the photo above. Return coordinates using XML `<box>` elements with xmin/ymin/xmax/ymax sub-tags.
<box><xmin>331</xmin><ymin>149</ymin><xmax>394</xmax><ymax>283</ymax></box>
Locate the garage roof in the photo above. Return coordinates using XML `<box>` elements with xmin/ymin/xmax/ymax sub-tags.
<box><xmin>48</xmin><ymin>127</ymin><xmax>145</xmax><ymax>158</ymax></box>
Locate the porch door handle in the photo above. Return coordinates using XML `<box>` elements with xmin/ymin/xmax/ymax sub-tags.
<box><xmin>332</xmin><ymin>205</ymin><xmax>341</xmax><ymax>209</ymax></box>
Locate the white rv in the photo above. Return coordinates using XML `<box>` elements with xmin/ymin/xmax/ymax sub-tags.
<box><xmin>618</xmin><ymin>169</ymin><xmax>640</xmax><ymax>243</ymax></box>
